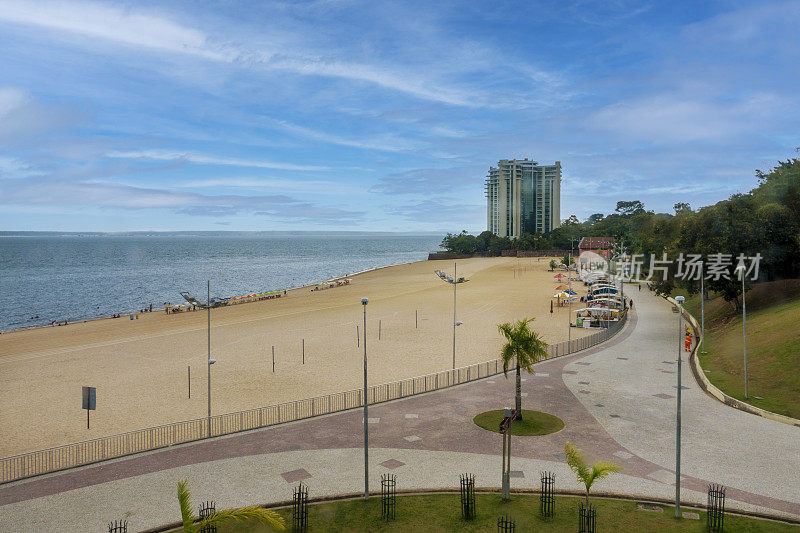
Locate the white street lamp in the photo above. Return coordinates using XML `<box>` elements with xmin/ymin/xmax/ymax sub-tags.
<box><xmin>206</xmin><ymin>280</ymin><xmax>214</xmax><ymax>439</ymax></box>
<box><xmin>734</xmin><ymin>264</ymin><xmax>748</xmax><ymax>398</ymax></box>
<box><xmin>434</xmin><ymin>263</ymin><xmax>469</xmax><ymax>369</ymax></box>
<box><xmin>700</xmin><ymin>261</ymin><xmax>706</xmax><ymax>354</ymax></box>
<box><xmin>674</xmin><ymin>295</ymin><xmax>685</xmax><ymax>518</ymax></box>
<box><xmin>361</xmin><ymin>297</ymin><xmax>369</xmax><ymax>500</ymax></box>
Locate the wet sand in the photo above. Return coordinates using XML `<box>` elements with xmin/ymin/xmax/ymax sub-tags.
<box><xmin>0</xmin><ymin>256</ymin><xmax>590</xmax><ymax>456</ymax></box>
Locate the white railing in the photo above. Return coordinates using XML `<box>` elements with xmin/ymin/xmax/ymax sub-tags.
<box><xmin>0</xmin><ymin>313</ymin><xmax>627</xmax><ymax>484</ymax></box>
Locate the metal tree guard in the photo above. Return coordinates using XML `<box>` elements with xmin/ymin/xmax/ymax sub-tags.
<box><xmin>198</xmin><ymin>501</ymin><xmax>217</xmax><ymax>533</ymax></box>
<box><xmin>707</xmin><ymin>484</ymin><xmax>726</xmax><ymax>532</ymax></box>
<box><xmin>540</xmin><ymin>471</ymin><xmax>555</xmax><ymax>518</ymax></box>
<box><xmin>107</xmin><ymin>519</ymin><xmax>127</xmax><ymax>533</ymax></box>
<box><xmin>497</xmin><ymin>514</ymin><xmax>516</xmax><ymax>532</ymax></box>
<box><xmin>381</xmin><ymin>473</ymin><xmax>396</xmax><ymax>520</ymax></box>
<box><xmin>460</xmin><ymin>473</ymin><xmax>476</xmax><ymax>520</ymax></box>
<box><xmin>579</xmin><ymin>502</ymin><xmax>596</xmax><ymax>533</ymax></box>
<box><xmin>292</xmin><ymin>482</ymin><xmax>309</xmax><ymax>532</ymax></box>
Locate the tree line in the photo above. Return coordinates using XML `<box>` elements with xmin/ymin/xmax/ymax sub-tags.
<box><xmin>441</xmin><ymin>157</ymin><xmax>800</xmax><ymax>306</ymax></box>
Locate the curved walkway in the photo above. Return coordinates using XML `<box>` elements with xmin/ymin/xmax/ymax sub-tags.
<box><xmin>0</xmin><ymin>289</ymin><xmax>798</xmax><ymax>532</ymax></box>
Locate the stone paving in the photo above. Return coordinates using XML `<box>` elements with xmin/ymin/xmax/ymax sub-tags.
<box><xmin>0</xmin><ymin>287</ymin><xmax>798</xmax><ymax>532</ymax></box>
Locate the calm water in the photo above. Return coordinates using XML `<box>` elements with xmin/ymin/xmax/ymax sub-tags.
<box><xmin>0</xmin><ymin>233</ymin><xmax>443</xmax><ymax>331</ymax></box>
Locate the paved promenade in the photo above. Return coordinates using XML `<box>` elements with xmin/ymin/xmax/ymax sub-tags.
<box><xmin>0</xmin><ymin>288</ymin><xmax>798</xmax><ymax>532</ymax></box>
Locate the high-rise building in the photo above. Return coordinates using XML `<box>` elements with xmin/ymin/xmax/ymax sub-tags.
<box><xmin>485</xmin><ymin>159</ymin><xmax>561</xmax><ymax>238</ymax></box>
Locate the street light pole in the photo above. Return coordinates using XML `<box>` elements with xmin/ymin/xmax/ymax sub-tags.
<box><xmin>700</xmin><ymin>262</ymin><xmax>706</xmax><ymax>354</ymax></box>
<box><xmin>434</xmin><ymin>265</ymin><xmax>468</xmax><ymax>370</ymax></box>
<box><xmin>619</xmin><ymin>240</ymin><xmax>625</xmax><ymax>309</ymax></box>
<box><xmin>361</xmin><ymin>297</ymin><xmax>369</xmax><ymax>500</ymax></box>
<box><xmin>567</xmin><ymin>274</ymin><xmax>573</xmax><ymax>343</ymax></box>
<box><xmin>736</xmin><ymin>264</ymin><xmax>748</xmax><ymax>398</ymax></box>
<box><xmin>207</xmin><ymin>280</ymin><xmax>214</xmax><ymax>438</ymax></box>
<box><xmin>452</xmin><ymin>262</ymin><xmax>457</xmax><ymax>370</ymax></box>
<box><xmin>674</xmin><ymin>295</ymin><xmax>685</xmax><ymax>518</ymax></box>
<box><xmin>570</xmin><ymin>237</ymin><xmax>579</xmax><ymax>268</ymax></box>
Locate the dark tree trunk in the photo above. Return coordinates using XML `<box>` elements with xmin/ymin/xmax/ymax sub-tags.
<box><xmin>515</xmin><ymin>365</ymin><xmax>522</xmax><ymax>420</ymax></box>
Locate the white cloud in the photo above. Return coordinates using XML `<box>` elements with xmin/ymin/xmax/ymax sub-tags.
<box><xmin>587</xmin><ymin>92</ymin><xmax>785</xmax><ymax>143</ymax></box>
<box><xmin>0</xmin><ymin>156</ymin><xmax>41</xmax><ymax>178</ymax></box>
<box><xmin>106</xmin><ymin>150</ymin><xmax>329</xmax><ymax>171</ymax></box>
<box><xmin>267</xmin><ymin>57</ymin><xmax>477</xmax><ymax>107</ymax></box>
<box><xmin>0</xmin><ymin>87</ymin><xmax>29</xmax><ymax>117</ymax></box>
<box><xmin>0</xmin><ymin>177</ymin><xmax>364</xmax><ymax>221</ymax></box>
<box><xmin>0</xmin><ymin>0</ymin><xmax>229</xmax><ymax>60</ymax></box>
<box><xmin>264</xmin><ymin>118</ymin><xmax>419</xmax><ymax>153</ymax></box>
<box><xmin>0</xmin><ymin>1</ymin><xmax>566</xmax><ymax>109</ymax></box>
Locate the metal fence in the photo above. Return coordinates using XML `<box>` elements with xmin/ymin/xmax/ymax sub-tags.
<box><xmin>0</xmin><ymin>313</ymin><xmax>626</xmax><ymax>484</ymax></box>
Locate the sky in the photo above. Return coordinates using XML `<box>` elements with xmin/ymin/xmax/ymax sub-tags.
<box><xmin>0</xmin><ymin>0</ymin><xmax>798</xmax><ymax>233</ymax></box>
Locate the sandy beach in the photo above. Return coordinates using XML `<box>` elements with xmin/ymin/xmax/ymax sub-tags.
<box><xmin>0</xmin><ymin>256</ymin><xmax>591</xmax><ymax>457</ymax></box>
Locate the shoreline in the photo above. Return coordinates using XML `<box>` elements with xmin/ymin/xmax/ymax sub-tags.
<box><xmin>0</xmin><ymin>255</ymin><xmax>578</xmax><ymax>457</ymax></box>
<box><xmin>0</xmin><ymin>255</ymin><xmax>440</xmax><ymax>336</ymax></box>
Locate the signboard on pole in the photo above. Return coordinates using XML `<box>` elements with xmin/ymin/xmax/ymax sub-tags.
<box><xmin>82</xmin><ymin>386</ymin><xmax>96</xmax><ymax>429</ymax></box>
<box><xmin>82</xmin><ymin>386</ymin><xmax>96</xmax><ymax>410</ymax></box>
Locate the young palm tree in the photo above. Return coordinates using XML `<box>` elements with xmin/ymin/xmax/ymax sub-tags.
<box><xmin>177</xmin><ymin>479</ymin><xmax>285</xmax><ymax>532</ymax></box>
<box><xmin>498</xmin><ymin>317</ymin><xmax>549</xmax><ymax>420</ymax></box>
<box><xmin>565</xmin><ymin>442</ymin><xmax>622</xmax><ymax>507</ymax></box>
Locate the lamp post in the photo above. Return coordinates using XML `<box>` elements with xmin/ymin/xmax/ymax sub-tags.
<box><xmin>434</xmin><ymin>263</ymin><xmax>469</xmax><ymax>369</ymax></box>
<box><xmin>206</xmin><ymin>280</ymin><xmax>216</xmax><ymax>438</ymax></box>
<box><xmin>735</xmin><ymin>264</ymin><xmax>748</xmax><ymax>398</ymax></box>
<box><xmin>361</xmin><ymin>297</ymin><xmax>369</xmax><ymax>500</ymax></box>
<box><xmin>569</xmin><ymin>237</ymin><xmax>580</xmax><ymax>268</ymax></box>
<box><xmin>618</xmin><ymin>240</ymin><xmax>625</xmax><ymax>309</ymax></box>
<box><xmin>700</xmin><ymin>261</ymin><xmax>706</xmax><ymax>354</ymax></box>
<box><xmin>674</xmin><ymin>295</ymin><xmax>685</xmax><ymax>518</ymax></box>
<box><xmin>567</xmin><ymin>273</ymin><xmax>574</xmax><ymax>343</ymax></box>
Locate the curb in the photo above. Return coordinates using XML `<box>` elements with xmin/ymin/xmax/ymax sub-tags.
<box><xmin>663</xmin><ymin>296</ymin><xmax>800</xmax><ymax>429</ymax></box>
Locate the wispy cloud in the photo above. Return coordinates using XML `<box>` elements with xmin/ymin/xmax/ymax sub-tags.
<box><xmin>371</xmin><ymin>165</ymin><xmax>485</xmax><ymax>195</ymax></box>
<box><xmin>263</xmin><ymin>118</ymin><xmax>418</xmax><ymax>153</ymax></box>
<box><xmin>0</xmin><ymin>86</ymin><xmax>29</xmax><ymax>116</ymax></box>
<box><xmin>388</xmin><ymin>199</ymin><xmax>484</xmax><ymax>225</ymax></box>
<box><xmin>587</xmin><ymin>91</ymin><xmax>786</xmax><ymax>143</ymax></box>
<box><xmin>0</xmin><ymin>0</ymin><xmax>229</xmax><ymax>60</ymax></box>
<box><xmin>178</xmin><ymin>177</ymin><xmax>340</xmax><ymax>189</ymax></box>
<box><xmin>106</xmin><ymin>150</ymin><xmax>329</xmax><ymax>171</ymax></box>
<box><xmin>0</xmin><ymin>176</ymin><xmax>364</xmax><ymax>222</ymax></box>
<box><xmin>0</xmin><ymin>1</ymin><xmax>566</xmax><ymax>109</ymax></box>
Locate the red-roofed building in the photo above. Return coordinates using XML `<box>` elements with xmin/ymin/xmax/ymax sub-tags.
<box><xmin>579</xmin><ymin>237</ymin><xmax>615</xmax><ymax>259</ymax></box>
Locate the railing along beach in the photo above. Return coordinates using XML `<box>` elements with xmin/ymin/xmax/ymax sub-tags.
<box><xmin>0</xmin><ymin>313</ymin><xmax>626</xmax><ymax>484</ymax></box>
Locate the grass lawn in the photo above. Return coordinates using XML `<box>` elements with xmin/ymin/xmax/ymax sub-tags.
<box><xmin>473</xmin><ymin>409</ymin><xmax>564</xmax><ymax>436</ymax></box>
<box><xmin>677</xmin><ymin>282</ymin><xmax>800</xmax><ymax>420</ymax></box>
<box><xmin>169</xmin><ymin>493</ymin><xmax>798</xmax><ymax>532</ymax></box>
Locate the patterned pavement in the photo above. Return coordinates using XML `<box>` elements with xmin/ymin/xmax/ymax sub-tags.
<box><xmin>0</xmin><ymin>287</ymin><xmax>798</xmax><ymax>532</ymax></box>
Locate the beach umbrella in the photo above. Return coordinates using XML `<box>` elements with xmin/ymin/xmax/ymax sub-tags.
<box><xmin>554</xmin><ymin>273</ymin><xmax>567</xmax><ymax>279</ymax></box>
<box><xmin>554</xmin><ymin>284</ymin><xmax>569</xmax><ymax>290</ymax></box>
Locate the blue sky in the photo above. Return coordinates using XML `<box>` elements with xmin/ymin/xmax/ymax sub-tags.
<box><xmin>0</xmin><ymin>0</ymin><xmax>797</xmax><ymax>232</ymax></box>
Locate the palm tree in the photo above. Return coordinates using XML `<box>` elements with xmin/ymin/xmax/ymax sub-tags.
<box><xmin>177</xmin><ymin>479</ymin><xmax>285</xmax><ymax>532</ymax></box>
<box><xmin>498</xmin><ymin>317</ymin><xmax>549</xmax><ymax>420</ymax></box>
<box><xmin>565</xmin><ymin>442</ymin><xmax>622</xmax><ymax>507</ymax></box>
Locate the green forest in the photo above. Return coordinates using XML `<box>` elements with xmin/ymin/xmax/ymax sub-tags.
<box><xmin>441</xmin><ymin>157</ymin><xmax>800</xmax><ymax>305</ymax></box>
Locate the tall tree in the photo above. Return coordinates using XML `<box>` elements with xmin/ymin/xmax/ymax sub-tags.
<box><xmin>615</xmin><ymin>200</ymin><xmax>645</xmax><ymax>216</ymax></box>
<box><xmin>587</xmin><ymin>213</ymin><xmax>605</xmax><ymax>225</ymax></box>
<box><xmin>497</xmin><ymin>318</ymin><xmax>550</xmax><ymax>420</ymax></box>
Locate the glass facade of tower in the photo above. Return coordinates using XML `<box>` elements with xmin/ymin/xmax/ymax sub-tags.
<box><xmin>485</xmin><ymin>159</ymin><xmax>561</xmax><ymax>238</ymax></box>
